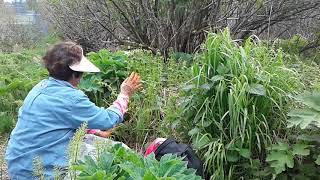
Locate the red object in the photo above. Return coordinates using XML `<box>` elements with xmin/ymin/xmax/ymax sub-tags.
<box><xmin>86</xmin><ymin>129</ymin><xmax>98</xmax><ymax>134</ymax></box>
<box><xmin>144</xmin><ymin>138</ymin><xmax>166</xmax><ymax>157</ymax></box>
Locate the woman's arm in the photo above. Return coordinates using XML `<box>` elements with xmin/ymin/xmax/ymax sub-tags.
<box><xmin>86</xmin><ymin>94</ymin><xmax>129</xmax><ymax>136</ymax></box>
<box><xmin>68</xmin><ymin>72</ymin><xmax>141</xmax><ymax>130</ymax></box>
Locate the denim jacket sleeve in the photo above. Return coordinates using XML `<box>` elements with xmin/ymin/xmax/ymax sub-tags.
<box><xmin>68</xmin><ymin>91</ymin><xmax>124</xmax><ymax>130</ymax></box>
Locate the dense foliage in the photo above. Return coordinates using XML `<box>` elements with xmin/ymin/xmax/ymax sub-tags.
<box><xmin>173</xmin><ymin>29</ymin><xmax>298</xmax><ymax>179</ymax></box>
<box><xmin>44</xmin><ymin>0</ymin><xmax>320</xmax><ymax>56</ymax></box>
<box><xmin>79</xmin><ymin>49</ymin><xmax>128</xmax><ymax>106</ymax></box>
<box><xmin>1</xmin><ymin>30</ymin><xmax>320</xmax><ymax>179</ymax></box>
<box><xmin>72</xmin><ymin>144</ymin><xmax>202</xmax><ymax>180</ymax></box>
<box><xmin>0</xmin><ymin>52</ymin><xmax>47</xmax><ymax>134</ymax></box>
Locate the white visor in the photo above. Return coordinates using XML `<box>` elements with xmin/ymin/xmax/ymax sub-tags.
<box><xmin>69</xmin><ymin>54</ymin><xmax>100</xmax><ymax>73</ymax></box>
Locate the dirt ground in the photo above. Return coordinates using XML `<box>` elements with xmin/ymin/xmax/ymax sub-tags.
<box><xmin>0</xmin><ymin>135</ymin><xmax>9</xmax><ymax>180</ymax></box>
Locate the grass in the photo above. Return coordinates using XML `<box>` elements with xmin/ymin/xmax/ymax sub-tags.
<box><xmin>0</xmin><ymin>30</ymin><xmax>320</xmax><ymax>179</ymax></box>
<box><xmin>115</xmin><ymin>51</ymin><xmax>169</xmax><ymax>151</ymax></box>
<box><xmin>177</xmin><ymin>29</ymin><xmax>301</xmax><ymax>179</ymax></box>
<box><xmin>0</xmin><ymin>51</ymin><xmax>47</xmax><ymax>135</ymax></box>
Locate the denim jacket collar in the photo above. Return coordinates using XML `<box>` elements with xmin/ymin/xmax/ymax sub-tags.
<box><xmin>48</xmin><ymin>77</ymin><xmax>75</xmax><ymax>89</ymax></box>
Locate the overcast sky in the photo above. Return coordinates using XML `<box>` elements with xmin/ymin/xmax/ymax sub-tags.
<box><xmin>4</xmin><ymin>0</ymin><xmax>26</xmax><ymax>2</ymax></box>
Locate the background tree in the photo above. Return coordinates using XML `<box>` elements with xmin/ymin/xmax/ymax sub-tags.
<box><xmin>43</xmin><ymin>0</ymin><xmax>320</xmax><ymax>58</ymax></box>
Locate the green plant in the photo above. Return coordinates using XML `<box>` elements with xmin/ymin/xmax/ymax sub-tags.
<box><xmin>277</xmin><ymin>35</ymin><xmax>308</xmax><ymax>55</ymax></box>
<box><xmin>0</xmin><ymin>113</ymin><xmax>15</xmax><ymax>134</ymax></box>
<box><xmin>76</xmin><ymin>49</ymin><xmax>190</xmax><ymax>151</ymax></box>
<box><xmin>266</xmin><ymin>142</ymin><xmax>310</xmax><ymax>175</ymax></box>
<box><xmin>72</xmin><ymin>144</ymin><xmax>203</xmax><ymax>180</ymax></box>
<box><xmin>178</xmin><ymin>29</ymin><xmax>299</xmax><ymax>179</ymax></box>
<box><xmin>287</xmin><ymin>92</ymin><xmax>320</xmax><ymax>166</ymax></box>
<box><xmin>32</xmin><ymin>156</ymin><xmax>45</xmax><ymax>180</ymax></box>
<box><xmin>277</xmin><ymin>34</ymin><xmax>320</xmax><ymax>65</ymax></box>
<box><xmin>263</xmin><ymin>92</ymin><xmax>320</xmax><ymax>179</ymax></box>
<box><xmin>0</xmin><ymin>51</ymin><xmax>47</xmax><ymax>135</ymax></box>
<box><xmin>288</xmin><ymin>92</ymin><xmax>320</xmax><ymax>128</ymax></box>
<box><xmin>79</xmin><ymin>49</ymin><xmax>128</xmax><ymax>106</ymax></box>
<box><xmin>115</xmin><ymin>51</ymin><xmax>164</xmax><ymax>150</ymax></box>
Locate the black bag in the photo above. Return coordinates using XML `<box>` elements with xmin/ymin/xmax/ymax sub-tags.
<box><xmin>154</xmin><ymin>138</ymin><xmax>204</xmax><ymax>177</ymax></box>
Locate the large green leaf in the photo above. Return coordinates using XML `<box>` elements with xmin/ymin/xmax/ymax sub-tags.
<box><xmin>73</xmin><ymin>145</ymin><xmax>203</xmax><ymax>179</ymax></box>
<box><xmin>118</xmin><ymin>162</ymin><xmax>144</xmax><ymax>179</ymax></box>
<box><xmin>247</xmin><ymin>83</ymin><xmax>266</xmax><ymax>96</ymax></box>
<box><xmin>266</xmin><ymin>151</ymin><xmax>294</xmax><ymax>175</ymax></box>
<box><xmin>192</xmin><ymin>134</ymin><xmax>211</xmax><ymax>150</ymax></box>
<box><xmin>315</xmin><ymin>155</ymin><xmax>320</xmax><ymax>165</ymax></box>
<box><xmin>79</xmin><ymin>76</ymin><xmax>103</xmax><ymax>93</ymax></box>
<box><xmin>292</xmin><ymin>143</ymin><xmax>310</xmax><ymax>156</ymax></box>
<box><xmin>239</xmin><ymin>148</ymin><xmax>251</xmax><ymax>159</ymax></box>
<box><xmin>288</xmin><ymin>109</ymin><xmax>320</xmax><ymax>129</ymax></box>
<box><xmin>268</xmin><ymin>142</ymin><xmax>289</xmax><ymax>151</ymax></box>
<box><xmin>97</xmin><ymin>152</ymin><xmax>114</xmax><ymax>171</ymax></box>
<box><xmin>226</xmin><ymin>150</ymin><xmax>240</xmax><ymax>162</ymax></box>
<box><xmin>143</xmin><ymin>170</ymin><xmax>157</xmax><ymax>180</ymax></box>
<box><xmin>288</xmin><ymin>92</ymin><xmax>320</xmax><ymax>129</ymax></box>
<box><xmin>188</xmin><ymin>127</ymin><xmax>200</xmax><ymax>136</ymax></box>
<box><xmin>209</xmin><ymin>75</ymin><xmax>224</xmax><ymax>83</ymax></box>
<box><xmin>296</xmin><ymin>93</ymin><xmax>320</xmax><ymax>112</ymax></box>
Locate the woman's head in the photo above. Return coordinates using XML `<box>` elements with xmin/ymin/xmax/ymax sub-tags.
<box><xmin>43</xmin><ymin>41</ymin><xmax>83</xmax><ymax>82</ymax></box>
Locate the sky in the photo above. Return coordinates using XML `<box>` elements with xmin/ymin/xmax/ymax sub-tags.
<box><xmin>4</xmin><ymin>0</ymin><xmax>26</xmax><ymax>2</ymax></box>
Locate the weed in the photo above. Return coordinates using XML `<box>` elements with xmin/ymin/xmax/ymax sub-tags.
<box><xmin>179</xmin><ymin>29</ymin><xmax>300</xmax><ymax>179</ymax></box>
<box><xmin>72</xmin><ymin>144</ymin><xmax>203</xmax><ymax>179</ymax></box>
<box><xmin>68</xmin><ymin>123</ymin><xmax>87</xmax><ymax>179</ymax></box>
<box><xmin>79</xmin><ymin>49</ymin><xmax>128</xmax><ymax>106</ymax></box>
<box><xmin>0</xmin><ymin>114</ymin><xmax>14</xmax><ymax>134</ymax></box>
<box><xmin>0</xmin><ymin>51</ymin><xmax>47</xmax><ymax>134</ymax></box>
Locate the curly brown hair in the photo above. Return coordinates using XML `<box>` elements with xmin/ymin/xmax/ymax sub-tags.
<box><xmin>43</xmin><ymin>41</ymin><xmax>83</xmax><ymax>81</ymax></box>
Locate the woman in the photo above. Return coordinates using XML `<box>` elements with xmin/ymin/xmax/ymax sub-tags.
<box><xmin>5</xmin><ymin>42</ymin><xmax>141</xmax><ymax>179</ymax></box>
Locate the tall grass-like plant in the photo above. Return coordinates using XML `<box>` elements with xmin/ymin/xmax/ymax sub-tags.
<box><xmin>115</xmin><ymin>51</ymin><xmax>163</xmax><ymax>150</ymax></box>
<box><xmin>180</xmin><ymin>29</ymin><xmax>299</xmax><ymax>179</ymax></box>
<box><xmin>68</xmin><ymin>123</ymin><xmax>87</xmax><ymax>179</ymax></box>
<box><xmin>32</xmin><ymin>157</ymin><xmax>45</xmax><ymax>180</ymax></box>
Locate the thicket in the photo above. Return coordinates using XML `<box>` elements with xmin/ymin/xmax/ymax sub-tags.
<box><xmin>75</xmin><ymin>30</ymin><xmax>320</xmax><ymax>179</ymax></box>
<box><xmin>44</xmin><ymin>0</ymin><xmax>320</xmax><ymax>56</ymax></box>
<box><xmin>0</xmin><ymin>34</ymin><xmax>58</xmax><ymax>134</ymax></box>
<box><xmin>1</xmin><ymin>30</ymin><xmax>320</xmax><ymax>179</ymax></box>
<box><xmin>171</xmin><ymin>30</ymin><xmax>320</xmax><ymax>179</ymax></box>
<box><xmin>82</xmin><ymin>126</ymin><xmax>201</xmax><ymax>179</ymax></box>
<box><xmin>0</xmin><ymin>52</ymin><xmax>47</xmax><ymax>134</ymax></box>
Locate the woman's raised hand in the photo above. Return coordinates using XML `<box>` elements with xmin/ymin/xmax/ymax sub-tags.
<box><xmin>120</xmin><ymin>72</ymin><xmax>142</xmax><ymax>97</ymax></box>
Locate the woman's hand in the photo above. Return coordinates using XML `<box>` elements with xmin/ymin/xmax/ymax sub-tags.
<box><xmin>95</xmin><ymin>129</ymin><xmax>113</xmax><ymax>138</ymax></box>
<box><xmin>120</xmin><ymin>72</ymin><xmax>142</xmax><ymax>97</ymax></box>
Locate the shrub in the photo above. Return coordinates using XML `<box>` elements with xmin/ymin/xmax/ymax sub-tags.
<box><xmin>63</xmin><ymin>122</ymin><xmax>202</xmax><ymax>180</ymax></box>
<box><xmin>0</xmin><ymin>52</ymin><xmax>47</xmax><ymax>134</ymax></box>
<box><xmin>177</xmin><ymin>29</ymin><xmax>300</xmax><ymax>179</ymax></box>
<box><xmin>277</xmin><ymin>35</ymin><xmax>320</xmax><ymax>64</ymax></box>
<box><xmin>264</xmin><ymin>92</ymin><xmax>320</xmax><ymax>179</ymax></box>
<box><xmin>116</xmin><ymin>51</ymin><xmax>192</xmax><ymax>149</ymax></box>
<box><xmin>290</xmin><ymin>60</ymin><xmax>320</xmax><ymax>91</ymax></box>
<box><xmin>79</xmin><ymin>49</ymin><xmax>128</xmax><ymax>106</ymax></box>
<box><xmin>277</xmin><ymin>35</ymin><xmax>309</xmax><ymax>55</ymax></box>
<box><xmin>0</xmin><ymin>23</ymin><xmax>44</xmax><ymax>53</ymax></box>
<box><xmin>45</xmin><ymin>0</ymin><xmax>320</xmax><ymax>56</ymax></box>
<box><xmin>72</xmin><ymin>144</ymin><xmax>203</xmax><ymax>180</ymax></box>
<box><xmin>0</xmin><ymin>113</ymin><xmax>15</xmax><ymax>134</ymax></box>
<box><xmin>78</xmin><ymin>49</ymin><xmax>191</xmax><ymax>150</ymax></box>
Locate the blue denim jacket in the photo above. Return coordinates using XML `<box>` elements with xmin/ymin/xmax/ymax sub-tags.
<box><xmin>5</xmin><ymin>77</ymin><xmax>122</xmax><ymax>179</ymax></box>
